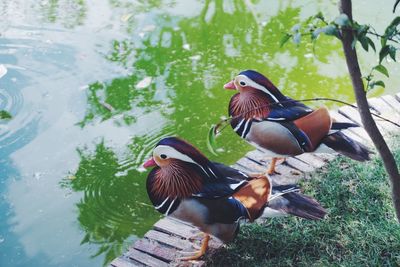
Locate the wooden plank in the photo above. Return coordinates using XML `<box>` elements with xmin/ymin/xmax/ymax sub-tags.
<box><xmin>339</xmin><ymin>105</ymin><xmax>387</xmax><ymax>134</ymax></box>
<box><xmin>380</xmin><ymin>95</ymin><xmax>400</xmax><ymax>113</ymax></box>
<box><xmin>367</xmin><ymin>97</ymin><xmax>393</xmax><ymax>114</ymax></box>
<box><xmin>269</xmin><ymin>167</ymin><xmax>305</xmax><ymax>185</ymax></box>
<box><xmin>313</xmin><ymin>152</ymin><xmax>336</xmax><ymax>162</ymax></box>
<box><xmin>230</xmin><ymin>163</ymin><xmax>253</xmax><ymax>175</ymax></box>
<box><xmin>395</xmin><ymin>92</ymin><xmax>400</xmax><ymax>102</ymax></box>
<box><xmin>243</xmin><ymin>149</ymin><xmax>314</xmax><ymax>173</ymax></box>
<box><xmin>237</xmin><ymin>157</ymin><xmax>267</xmax><ymax>173</ymax></box>
<box><xmin>330</xmin><ymin>111</ymin><xmax>371</xmax><ymax>142</ymax></box>
<box><xmin>126</xmin><ymin>248</ymin><xmax>169</xmax><ymax>267</ymax></box>
<box><xmin>172</xmin><ymin>260</ymin><xmax>206</xmax><ymax>267</ymax></box>
<box><xmin>285</xmin><ymin>157</ymin><xmax>314</xmax><ymax>173</ymax></box>
<box><xmin>153</xmin><ymin>217</ymin><xmax>198</xmax><ymax>239</ymax></box>
<box><xmin>295</xmin><ymin>153</ymin><xmax>326</xmax><ymax>168</ymax></box>
<box><xmin>245</xmin><ymin>149</ymin><xmax>305</xmax><ymax>177</ymax></box>
<box><xmin>144</xmin><ymin>230</ymin><xmax>192</xmax><ymax>250</ymax></box>
<box><xmin>338</xmin><ymin>105</ymin><xmax>362</xmax><ymax>124</ymax></box>
<box><xmin>244</xmin><ymin>150</ymin><xmax>270</xmax><ymax>165</ymax></box>
<box><xmin>110</xmin><ymin>257</ymin><xmax>141</xmax><ymax>267</ymax></box>
<box><xmin>367</xmin><ymin>97</ymin><xmax>399</xmax><ymax>132</ymax></box>
<box><xmin>134</xmin><ymin>238</ymin><xmax>177</xmax><ymax>262</ymax></box>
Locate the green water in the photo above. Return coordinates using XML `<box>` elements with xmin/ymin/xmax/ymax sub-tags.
<box><xmin>0</xmin><ymin>1</ymin><xmax>399</xmax><ymax>266</ymax></box>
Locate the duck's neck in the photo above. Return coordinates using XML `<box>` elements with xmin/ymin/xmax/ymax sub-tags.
<box><xmin>229</xmin><ymin>90</ymin><xmax>271</xmax><ymax>120</ymax></box>
<box><xmin>151</xmin><ymin>161</ymin><xmax>203</xmax><ymax>199</ymax></box>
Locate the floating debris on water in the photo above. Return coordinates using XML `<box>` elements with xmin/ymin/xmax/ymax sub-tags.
<box><xmin>68</xmin><ymin>175</ymin><xmax>76</xmax><ymax>180</ymax></box>
<box><xmin>189</xmin><ymin>55</ymin><xmax>201</xmax><ymax>61</ymax></box>
<box><xmin>142</xmin><ymin>25</ymin><xmax>156</xmax><ymax>32</ymax></box>
<box><xmin>136</xmin><ymin>77</ymin><xmax>152</xmax><ymax>89</ymax></box>
<box><xmin>100</xmin><ymin>102</ymin><xmax>114</xmax><ymax>111</ymax></box>
<box><xmin>0</xmin><ymin>64</ymin><xmax>7</xmax><ymax>79</ymax></box>
<box><xmin>121</xmin><ymin>13</ymin><xmax>133</xmax><ymax>22</ymax></box>
<box><xmin>33</xmin><ymin>172</ymin><xmax>42</xmax><ymax>180</ymax></box>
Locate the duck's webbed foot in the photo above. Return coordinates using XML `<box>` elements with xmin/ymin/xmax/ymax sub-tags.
<box><xmin>177</xmin><ymin>233</ymin><xmax>210</xmax><ymax>261</ymax></box>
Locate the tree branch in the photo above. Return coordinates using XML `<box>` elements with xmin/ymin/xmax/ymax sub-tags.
<box><xmin>339</xmin><ymin>0</ymin><xmax>400</xmax><ymax>222</ymax></box>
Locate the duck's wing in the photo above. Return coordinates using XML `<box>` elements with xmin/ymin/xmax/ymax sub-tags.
<box><xmin>255</xmin><ymin>106</ymin><xmax>332</xmax><ymax>152</ymax></box>
<box><xmin>232</xmin><ymin>176</ymin><xmax>272</xmax><ymax>221</ymax></box>
<box><xmin>192</xmin><ymin>162</ymin><xmax>249</xmax><ymax>199</ymax></box>
<box><xmin>266</xmin><ymin>97</ymin><xmax>314</xmax><ymax>121</ymax></box>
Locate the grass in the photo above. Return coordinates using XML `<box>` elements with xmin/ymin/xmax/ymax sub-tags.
<box><xmin>207</xmin><ymin>136</ymin><xmax>400</xmax><ymax>267</ymax></box>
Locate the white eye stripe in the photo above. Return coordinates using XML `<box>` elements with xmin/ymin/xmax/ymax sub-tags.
<box><xmin>153</xmin><ymin>145</ymin><xmax>211</xmax><ymax>177</ymax></box>
<box><xmin>154</xmin><ymin>145</ymin><xmax>195</xmax><ymax>163</ymax></box>
<box><xmin>236</xmin><ymin>75</ymin><xmax>283</xmax><ymax>107</ymax></box>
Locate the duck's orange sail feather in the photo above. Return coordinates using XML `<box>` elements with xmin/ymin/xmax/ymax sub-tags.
<box><xmin>293</xmin><ymin>107</ymin><xmax>332</xmax><ymax>150</ymax></box>
<box><xmin>233</xmin><ymin>177</ymin><xmax>271</xmax><ymax>222</ymax></box>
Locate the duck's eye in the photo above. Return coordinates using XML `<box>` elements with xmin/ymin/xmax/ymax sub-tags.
<box><xmin>160</xmin><ymin>154</ymin><xmax>167</xmax><ymax>159</ymax></box>
<box><xmin>239</xmin><ymin>81</ymin><xmax>246</xmax><ymax>86</ymax></box>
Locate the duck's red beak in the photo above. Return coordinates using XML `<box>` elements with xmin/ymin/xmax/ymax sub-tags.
<box><xmin>224</xmin><ymin>80</ymin><xmax>236</xmax><ymax>90</ymax></box>
<box><xmin>143</xmin><ymin>157</ymin><xmax>157</xmax><ymax>168</ymax></box>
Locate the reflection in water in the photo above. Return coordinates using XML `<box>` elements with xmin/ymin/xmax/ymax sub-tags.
<box><xmin>38</xmin><ymin>0</ymin><xmax>88</xmax><ymax>28</ymax></box>
<box><xmin>0</xmin><ymin>40</ymin><xmax>41</xmax><ymax>157</ymax></box>
<box><xmin>62</xmin><ymin>141</ymin><xmax>160</xmax><ymax>265</ymax></box>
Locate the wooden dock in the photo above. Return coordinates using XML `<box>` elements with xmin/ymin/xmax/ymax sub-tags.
<box><xmin>109</xmin><ymin>93</ymin><xmax>400</xmax><ymax>267</ymax></box>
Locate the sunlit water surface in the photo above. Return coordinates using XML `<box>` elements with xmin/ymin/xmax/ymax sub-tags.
<box><xmin>0</xmin><ymin>0</ymin><xmax>399</xmax><ymax>266</ymax></box>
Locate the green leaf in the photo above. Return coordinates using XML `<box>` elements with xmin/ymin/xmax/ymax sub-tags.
<box><xmin>369</xmin><ymin>80</ymin><xmax>386</xmax><ymax>90</ymax></box>
<box><xmin>356</xmin><ymin>24</ymin><xmax>369</xmax><ymax>35</ymax></box>
<box><xmin>334</xmin><ymin>14</ymin><xmax>351</xmax><ymax>26</ymax></box>
<box><xmin>374</xmin><ymin>80</ymin><xmax>385</xmax><ymax>88</ymax></box>
<box><xmin>280</xmin><ymin>33</ymin><xmax>292</xmax><ymax>47</ymax></box>
<box><xmin>314</xmin><ymin>11</ymin><xmax>324</xmax><ymax>21</ymax></box>
<box><xmin>359</xmin><ymin>36</ymin><xmax>369</xmax><ymax>51</ymax></box>
<box><xmin>379</xmin><ymin>45</ymin><xmax>390</xmax><ymax>63</ymax></box>
<box><xmin>0</xmin><ymin>110</ymin><xmax>12</xmax><ymax>119</ymax></box>
<box><xmin>381</xmin><ymin>36</ymin><xmax>387</xmax><ymax>47</ymax></box>
<box><xmin>373</xmin><ymin>64</ymin><xmax>389</xmax><ymax>77</ymax></box>
<box><xmin>389</xmin><ymin>16</ymin><xmax>400</xmax><ymax>28</ymax></box>
<box><xmin>366</xmin><ymin>37</ymin><xmax>376</xmax><ymax>52</ymax></box>
<box><xmin>389</xmin><ymin>46</ymin><xmax>397</xmax><ymax>61</ymax></box>
<box><xmin>385</xmin><ymin>26</ymin><xmax>396</xmax><ymax>37</ymax></box>
<box><xmin>207</xmin><ymin>125</ymin><xmax>219</xmax><ymax>156</ymax></box>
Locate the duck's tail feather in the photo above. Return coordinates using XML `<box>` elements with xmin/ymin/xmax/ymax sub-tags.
<box><xmin>331</xmin><ymin>121</ymin><xmax>359</xmax><ymax>130</ymax></box>
<box><xmin>265</xmin><ymin>185</ymin><xmax>326</xmax><ymax>220</ymax></box>
<box><xmin>321</xmin><ymin>131</ymin><xmax>372</xmax><ymax>161</ymax></box>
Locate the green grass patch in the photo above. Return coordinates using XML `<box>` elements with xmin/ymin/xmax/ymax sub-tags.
<box><xmin>208</xmin><ymin>137</ymin><xmax>400</xmax><ymax>267</ymax></box>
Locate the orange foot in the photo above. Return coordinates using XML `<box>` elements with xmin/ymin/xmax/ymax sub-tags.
<box><xmin>266</xmin><ymin>157</ymin><xmax>286</xmax><ymax>175</ymax></box>
<box><xmin>177</xmin><ymin>233</ymin><xmax>210</xmax><ymax>261</ymax></box>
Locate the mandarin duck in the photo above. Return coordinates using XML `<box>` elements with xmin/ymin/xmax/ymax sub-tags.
<box><xmin>143</xmin><ymin>137</ymin><xmax>326</xmax><ymax>261</ymax></box>
<box><xmin>224</xmin><ymin>70</ymin><xmax>371</xmax><ymax>175</ymax></box>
